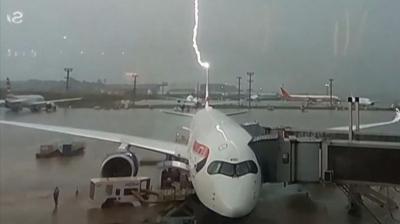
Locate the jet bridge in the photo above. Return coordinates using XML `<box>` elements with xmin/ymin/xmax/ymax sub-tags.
<box><xmin>242</xmin><ymin>123</ymin><xmax>400</xmax><ymax>215</ymax></box>
<box><xmin>242</xmin><ymin>123</ymin><xmax>400</xmax><ymax>185</ymax></box>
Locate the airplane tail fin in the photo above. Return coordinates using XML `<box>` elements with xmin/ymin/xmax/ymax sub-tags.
<box><xmin>4</xmin><ymin>77</ymin><xmax>15</xmax><ymax>97</ymax></box>
<box><xmin>6</xmin><ymin>77</ymin><xmax>11</xmax><ymax>95</ymax></box>
<box><xmin>280</xmin><ymin>87</ymin><xmax>290</xmax><ymax>99</ymax></box>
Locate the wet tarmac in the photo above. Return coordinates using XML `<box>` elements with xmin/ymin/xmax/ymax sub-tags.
<box><xmin>2</xmin><ymin>182</ymin><xmax>400</xmax><ymax>224</ymax></box>
<box><xmin>1</xmin><ymin>108</ymin><xmax>399</xmax><ymax>223</ymax></box>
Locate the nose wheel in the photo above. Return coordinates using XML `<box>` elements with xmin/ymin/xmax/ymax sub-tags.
<box><xmin>30</xmin><ymin>106</ymin><xmax>41</xmax><ymax>112</ymax></box>
<box><xmin>45</xmin><ymin>103</ymin><xmax>57</xmax><ymax>112</ymax></box>
<box><xmin>156</xmin><ymin>199</ymin><xmax>196</xmax><ymax>224</ymax></box>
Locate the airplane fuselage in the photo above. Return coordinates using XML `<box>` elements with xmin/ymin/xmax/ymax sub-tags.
<box><xmin>358</xmin><ymin>97</ymin><xmax>375</xmax><ymax>106</ymax></box>
<box><xmin>286</xmin><ymin>94</ymin><xmax>340</xmax><ymax>103</ymax></box>
<box><xmin>186</xmin><ymin>108</ymin><xmax>262</xmax><ymax>217</ymax></box>
<box><xmin>5</xmin><ymin>94</ymin><xmax>45</xmax><ymax>111</ymax></box>
<box><xmin>280</xmin><ymin>87</ymin><xmax>340</xmax><ymax>104</ymax></box>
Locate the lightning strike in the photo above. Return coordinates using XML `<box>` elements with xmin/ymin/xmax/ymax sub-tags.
<box><xmin>192</xmin><ymin>0</ymin><xmax>210</xmax><ymax>108</ymax></box>
<box><xmin>192</xmin><ymin>0</ymin><xmax>209</xmax><ymax>69</ymax></box>
<box><xmin>334</xmin><ymin>20</ymin><xmax>339</xmax><ymax>57</ymax></box>
<box><xmin>343</xmin><ymin>9</ymin><xmax>350</xmax><ymax>56</ymax></box>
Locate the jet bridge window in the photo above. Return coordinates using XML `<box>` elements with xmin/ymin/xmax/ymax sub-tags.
<box><xmin>207</xmin><ymin>160</ymin><xmax>258</xmax><ymax>177</ymax></box>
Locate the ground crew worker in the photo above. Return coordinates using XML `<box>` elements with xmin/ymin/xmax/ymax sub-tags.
<box><xmin>53</xmin><ymin>187</ymin><xmax>60</xmax><ymax>208</ymax></box>
<box><xmin>75</xmin><ymin>186</ymin><xmax>79</xmax><ymax>198</ymax></box>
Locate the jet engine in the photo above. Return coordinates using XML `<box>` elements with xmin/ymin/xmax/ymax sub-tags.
<box><xmin>100</xmin><ymin>151</ymin><xmax>139</xmax><ymax>177</ymax></box>
<box><xmin>45</xmin><ymin>102</ymin><xmax>57</xmax><ymax>112</ymax></box>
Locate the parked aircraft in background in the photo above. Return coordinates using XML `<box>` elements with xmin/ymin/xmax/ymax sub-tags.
<box><xmin>0</xmin><ymin>76</ymin><xmax>397</xmax><ymax>218</ymax></box>
<box><xmin>248</xmin><ymin>92</ymin><xmax>280</xmax><ymax>102</ymax></box>
<box><xmin>280</xmin><ymin>87</ymin><xmax>340</xmax><ymax>104</ymax></box>
<box><xmin>0</xmin><ymin>74</ymin><xmax>260</xmax><ymax>218</ymax></box>
<box><xmin>0</xmin><ymin>77</ymin><xmax>82</xmax><ymax>112</ymax></box>
<box><xmin>358</xmin><ymin>97</ymin><xmax>375</xmax><ymax>106</ymax></box>
<box><xmin>177</xmin><ymin>95</ymin><xmax>202</xmax><ymax>107</ymax></box>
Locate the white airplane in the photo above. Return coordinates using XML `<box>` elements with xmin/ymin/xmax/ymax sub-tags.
<box><xmin>248</xmin><ymin>93</ymin><xmax>280</xmax><ymax>102</ymax></box>
<box><xmin>280</xmin><ymin>87</ymin><xmax>341</xmax><ymax>104</ymax></box>
<box><xmin>172</xmin><ymin>94</ymin><xmax>241</xmax><ymax>113</ymax></box>
<box><xmin>358</xmin><ymin>97</ymin><xmax>375</xmax><ymax>106</ymax></box>
<box><xmin>0</xmin><ymin>75</ymin><xmax>260</xmax><ymax>218</ymax></box>
<box><xmin>0</xmin><ymin>78</ymin><xmax>82</xmax><ymax>112</ymax></box>
<box><xmin>0</xmin><ymin>77</ymin><xmax>398</xmax><ymax>218</ymax></box>
<box><xmin>177</xmin><ymin>95</ymin><xmax>203</xmax><ymax>107</ymax></box>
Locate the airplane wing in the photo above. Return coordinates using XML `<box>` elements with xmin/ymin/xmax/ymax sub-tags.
<box><xmin>29</xmin><ymin>97</ymin><xmax>82</xmax><ymax>106</ymax></box>
<box><xmin>47</xmin><ymin>97</ymin><xmax>82</xmax><ymax>103</ymax></box>
<box><xmin>160</xmin><ymin>110</ymin><xmax>194</xmax><ymax>117</ymax></box>
<box><xmin>225</xmin><ymin>110</ymin><xmax>248</xmax><ymax>116</ymax></box>
<box><xmin>0</xmin><ymin>120</ymin><xmax>188</xmax><ymax>159</ymax></box>
<box><xmin>329</xmin><ymin>108</ymin><xmax>400</xmax><ymax>131</ymax></box>
<box><xmin>161</xmin><ymin>109</ymin><xmax>248</xmax><ymax>117</ymax></box>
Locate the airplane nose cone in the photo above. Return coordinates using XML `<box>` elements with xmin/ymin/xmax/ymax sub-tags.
<box><xmin>223</xmin><ymin>201</ymin><xmax>253</xmax><ymax>218</ymax></box>
<box><xmin>217</xmin><ymin>179</ymin><xmax>258</xmax><ymax>218</ymax></box>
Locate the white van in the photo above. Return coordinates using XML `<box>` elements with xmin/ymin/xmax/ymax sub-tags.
<box><xmin>89</xmin><ymin>176</ymin><xmax>151</xmax><ymax>208</ymax></box>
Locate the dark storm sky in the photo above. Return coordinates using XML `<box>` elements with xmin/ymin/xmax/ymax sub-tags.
<box><xmin>1</xmin><ymin>0</ymin><xmax>400</xmax><ymax>99</ymax></box>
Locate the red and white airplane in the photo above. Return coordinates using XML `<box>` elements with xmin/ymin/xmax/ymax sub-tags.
<box><xmin>0</xmin><ymin>79</ymin><xmax>399</xmax><ymax>218</ymax></box>
<box><xmin>280</xmin><ymin>87</ymin><xmax>340</xmax><ymax>104</ymax></box>
<box><xmin>0</xmin><ymin>75</ymin><xmax>261</xmax><ymax>218</ymax></box>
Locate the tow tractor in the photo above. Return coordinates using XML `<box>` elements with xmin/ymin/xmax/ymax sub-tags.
<box><xmin>90</xmin><ymin>176</ymin><xmax>151</xmax><ymax>208</ymax></box>
<box><xmin>90</xmin><ymin>176</ymin><xmax>194</xmax><ymax>208</ymax></box>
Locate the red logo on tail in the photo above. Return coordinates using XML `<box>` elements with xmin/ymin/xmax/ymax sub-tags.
<box><xmin>280</xmin><ymin>87</ymin><xmax>290</xmax><ymax>99</ymax></box>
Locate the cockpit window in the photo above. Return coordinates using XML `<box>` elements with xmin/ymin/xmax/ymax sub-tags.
<box><xmin>247</xmin><ymin>160</ymin><xmax>258</xmax><ymax>174</ymax></box>
<box><xmin>236</xmin><ymin>162</ymin><xmax>250</xmax><ymax>176</ymax></box>
<box><xmin>207</xmin><ymin>160</ymin><xmax>258</xmax><ymax>177</ymax></box>
<box><xmin>207</xmin><ymin>161</ymin><xmax>222</xmax><ymax>174</ymax></box>
<box><xmin>220</xmin><ymin>163</ymin><xmax>235</xmax><ymax>176</ymax></box>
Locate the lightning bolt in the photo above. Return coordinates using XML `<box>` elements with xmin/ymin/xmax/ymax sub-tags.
<box><xmin>343</xmin><ymin>9</ymin><xmax>350</xmax><ymax>56</ymax></box>
<box><xmin>192</xmin><ymin>0</ymin><xmax>210</xmax><ymax>108</ymax></box>
<box><xmin>334</xmin><ymin>20</ymin><xmax>338</xmax><ymax>57</ymax></box>
<box><xmin>192</xmin><ymin>0</ymin><xmax>209</xmax><ymax>69</ymax></box>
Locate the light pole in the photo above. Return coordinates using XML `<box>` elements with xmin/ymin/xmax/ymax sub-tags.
<box><xmin>237</xmin><ymin>76</ymin><xmax>242</xmax><ymax>107</ymax></box>
<box><xmin>126</xmin><ymin>72</ymin><xmax>138</xmax><ymax>104</ymax></box>
<box><xmin>205</xmin><ymin>63</ymin><xmax>210</xmax><ymax>108</ymax></box>
<box><xmin>329</xmin><ymin>78</ymin><xmax>334</xmax><ymax>107</ymax></box>
<box><xmin>196</xmin><ymin>82</ymin><xmax>200</xmax><ymax>100</ymax></box>
<box><xmin>133</xmin><ymin>74</ymin><xmax>138</xmax><ymax>104</ymax></box>
<box><xmin>247</xmin><ymin>72</ymin><xmax>254</xmax><ymax>109</ymax></box>
<box><xmin>324</xmin><ymin>83</ymin><xmax>329</xmax><ymax>95</ymax></box>
<box><xmin>221</xmin><ymin>85</ymin><xmax>224</xmax><ymax>100</ymax></box>
<box><xmin>64</xmin><ymin>67</ymin><xmax>73</xmax><ymax>92</ymax></box>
